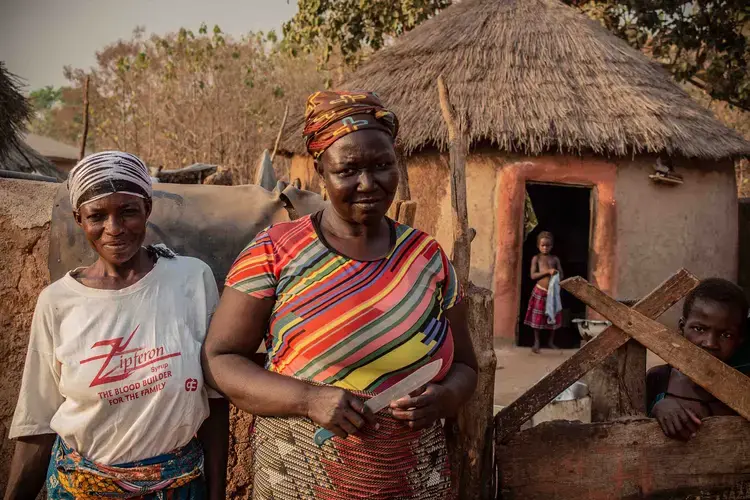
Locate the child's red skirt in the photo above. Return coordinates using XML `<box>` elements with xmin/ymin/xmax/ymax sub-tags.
<box><xmin>524</xmin><ymin>285</ymin><xmax>561</xmax><ymax>330</ymax></box>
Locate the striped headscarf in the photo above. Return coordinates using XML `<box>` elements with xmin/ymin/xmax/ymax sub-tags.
<box><xmin>303</xmin><ymin>90</ymin><xmax>398</xmax><ymax>159</ymax></box>
<box><xmin>68</xmin><ymin>151</ymin><xmax>152</xmax><ymax>210</ymax></box>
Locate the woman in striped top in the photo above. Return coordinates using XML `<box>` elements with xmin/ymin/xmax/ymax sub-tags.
<box><xmin>203</xmin><ymin>91</ymin><xmax>478</xmax><ymax>499</ymax></box>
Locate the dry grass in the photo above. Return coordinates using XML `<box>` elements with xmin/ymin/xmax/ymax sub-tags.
<box><xmin>0</xmin><ymin>62</ymin><xmax>32</xmax><ymax>160</ymax></box>
<box><xmin>1</xmin><ymin>141</ymin><xmax>65</xmax><ymax>180</ymax></box>
<box><xmin>280</xmin><ymin>0</ymin><xmax>750</xmax><ymax>160</ymax></box>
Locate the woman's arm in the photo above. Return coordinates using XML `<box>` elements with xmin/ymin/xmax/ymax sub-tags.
<box><xmin>390</xmin><ymin>301</ymin><xmax>478</xmax><ymax>429</ymax></box>
<box><xmin>202</xmin><ymin>288</ymin><xmax>374</xmax><ymax>438</ymax></box>
<box><xmin>197</xmin><ymin>398</ymin><xmax>229</xmax><ymax>500</ymax></box>
<box><xmin>4</xmin><ymin>434</ymin><xmax>56</xmax><ymax>500</ymax></box>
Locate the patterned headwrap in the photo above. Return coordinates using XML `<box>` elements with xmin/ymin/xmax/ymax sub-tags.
<box><xmin>303</xmin><ymin>90</ymin><xmax>399</xmax><ymax>159</ymax></box>
<box><xmin>68</xmin><ymin>151</ymin><xmax>153</xmax><ymax>210</ymax></box>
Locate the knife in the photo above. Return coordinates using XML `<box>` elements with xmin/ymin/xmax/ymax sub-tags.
<box><xmin>313</xmin><ymin>359</ymin><xmax>443</xmax><ymax>447</ymax></box>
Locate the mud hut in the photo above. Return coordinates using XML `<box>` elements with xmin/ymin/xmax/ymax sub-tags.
<box><xmin>279</xmin><ymin>0</ymin><xmax>750</xmax><ymax>345</ymax></box>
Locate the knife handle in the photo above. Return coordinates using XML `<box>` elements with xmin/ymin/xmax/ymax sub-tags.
<box><xmin>313</xmin><ymin>428</ymin><xmax>335</xmax><ymax>447</ymax></box>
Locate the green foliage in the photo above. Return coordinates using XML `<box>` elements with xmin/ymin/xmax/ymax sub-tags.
<box><xmin>283</xmin><ymin>0</ymin><xmax>451</xmax><ymax>66</ymax></box>
<box><xmin>563</xmin><ymin>0</ymin><xmax>750</xmax><ymax>111</ymax></box>
<box><xmin>27</xmin><ymin>85</ymin><xmax>84</xmax><ymax>148</ymax></box>
<box><xmin>28</xmin><ymin>86</ymin><xmax>62</xmax><ymax>110</ymax></box>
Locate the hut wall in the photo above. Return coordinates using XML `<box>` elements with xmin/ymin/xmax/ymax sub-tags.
<box><xmin>0</xmin><ymin>179</ymin><xmax>58</xmax><ymax>491</ymax></box>
<box><xmin>491</xmin><ymin>155</ymin><xmax>617</xmax><ymax>343</ymax></box>
<box><xmin>614</xmin><ymin>157</ymin><xmax>738</xmax><ymax>328</ymax></box>
<box><xmin>405</xmin><ymin>154</ymin><xmax>498</xmax><ymax>290</ymax></box>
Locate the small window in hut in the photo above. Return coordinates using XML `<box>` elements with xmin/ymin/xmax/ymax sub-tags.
<box><xmin>518</xmin><ymin>182</ymin><xmax>592</xmax><ymax>349</ymax></box>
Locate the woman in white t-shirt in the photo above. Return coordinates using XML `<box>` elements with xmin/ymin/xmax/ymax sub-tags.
<box><xmin>4</xmin><ymin>152</ymin><xmax>228</xmax><ymax>499</ymax></box>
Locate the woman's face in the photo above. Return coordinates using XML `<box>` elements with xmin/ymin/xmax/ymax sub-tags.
<box><xmin>75</xmin><ymin>193</ymin><xmax>151</xmax><ymax>266</ymax></box>
<box><xmin>318</xmin><ymin>129</ymin><xmax>399</xmax><ymax>226</ymax></box>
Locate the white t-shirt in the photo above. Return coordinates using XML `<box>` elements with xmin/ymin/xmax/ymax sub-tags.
<box><xmin>9</xmin><ymin>255</ymin><xmax>220</xmax><ymax>465</ymax></box>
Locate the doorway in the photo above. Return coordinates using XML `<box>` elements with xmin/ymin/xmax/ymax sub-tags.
<box><xmin>517</xmin><ymin>183</ymin><xmax>592</xmax><ymax>349</ymax></box>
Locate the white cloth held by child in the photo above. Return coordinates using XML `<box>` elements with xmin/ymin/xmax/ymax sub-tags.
<box><xmin>545</xmin><ymin>273</ymin><xmax>562</xmax><ymax>325</ymax></box>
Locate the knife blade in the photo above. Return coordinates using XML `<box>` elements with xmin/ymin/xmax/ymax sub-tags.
<box><xmin>313</xmin><ymin>359</ymin><xmax>443</xmax><ymax>447</ymax></box>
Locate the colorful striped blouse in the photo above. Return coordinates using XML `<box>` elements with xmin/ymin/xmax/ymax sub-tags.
<box><xmin>225</xmin><ymin>213</ymin><xmax>461</xmax><ymax>393</ymax></box>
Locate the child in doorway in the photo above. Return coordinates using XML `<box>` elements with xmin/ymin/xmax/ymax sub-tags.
<box><xmin>525</xmin><ymin>231</ymin><xmax>563</xmax><ymax>353</ymax></box>
<box><xmin>647</xmin><ymin>278</ymin><xmax>748</xmax><ymax>441</ymax></box>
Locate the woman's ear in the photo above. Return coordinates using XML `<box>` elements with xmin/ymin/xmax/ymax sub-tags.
<box><xmin>314</xmin><ymin>159</ymin><xmax>324</xmax><ymax>178</ymax></box>
<box><xmin>73</xmin><ymin>210</ymin><xmax>82</xmax><ymax>226</ymax></box>
<box><xmin>144</xmin><ymin>198</ymin><xmax>153</xmax><ymax>219</ymax></box>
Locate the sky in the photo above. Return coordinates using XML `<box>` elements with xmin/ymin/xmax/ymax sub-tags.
<box><xmin>0</xmin><ymin>0</ymin><xmax>298</xmax><ymax>92</ymax></box>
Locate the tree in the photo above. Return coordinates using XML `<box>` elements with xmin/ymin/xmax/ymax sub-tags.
<box><xmin>28</xmin><ymin>86</ymin><xmax>63</xmax><ymax>111</ymax></box>
<box><xmin>284</xmin><ymin>0</ymin><xmax>750</xmax><ymax>111</ymax></box>
<box><xmin>564</xmin><ymin>0</ymin><xmax>750</xmax><ymax>112</ymax></box>
<box><xmin>27</xmin><ymin>85</ymin><xmax>84</xmax><ymax>147</ymax></box>
<box><xmin>56</xmin><ymin>25</ymin><xmax>326</xmax><ymax>181</ymax></box>
<box><xmin>283</xmin><ymin>0</ymin><xmax>450</xmax><ymax>66</ymax></box>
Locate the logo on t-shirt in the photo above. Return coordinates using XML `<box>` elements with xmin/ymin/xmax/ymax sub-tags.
<box><xmin>80</xmin><ymin>325</ymin><xmax>181</xmax><ymax>388</ymax></box>
<box><xmin>185</xmin><ymin>378</ymin><xmax>199</xmax><ymax>391</ymax></box>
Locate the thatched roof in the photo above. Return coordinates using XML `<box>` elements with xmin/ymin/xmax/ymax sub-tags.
<box><xmin>23</xmin><ymin>133</ymin><xmax>79</xmax><ymax>161</ymax></box>
<box><xmin>280</xmin><ymin>0</ymin><xmax>750</xmax><ymax>160</ymax></box>
<box><xmin>1</xmin><ymin>140</ymin><xmax>66</xmax><ymax>181</ymax></box>
<box><xmin>0</xmin><ymin>62</ymin><xmax>32</xmax><ymax>159</ymax></box>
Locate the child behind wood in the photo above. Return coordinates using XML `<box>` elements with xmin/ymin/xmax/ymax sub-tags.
<box><xmin>524</xmin><ymin>231</ymin><xmax>563</xmax><ymax>353</ymax></box>
<box><xmin>647</xmin><ymin>278</ymin><xmax>748</xmax><ymax>441</ymax></box>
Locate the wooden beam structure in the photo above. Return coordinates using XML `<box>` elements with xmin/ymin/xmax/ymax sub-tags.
<box><xmin>563</xmin><ymin>276</ymin><xmax>750</xmax><ymax>420</ymax></box>
<box><xmin>496</xmin><ymin>269</ymin><xmax>698</xmax><ymax>441</ymax></box>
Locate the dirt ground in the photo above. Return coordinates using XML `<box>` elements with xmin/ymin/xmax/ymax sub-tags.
<box><xmin>493</xmin><ymin>345</ymin><xmax>666</xmax><ymax>407</ymax></box>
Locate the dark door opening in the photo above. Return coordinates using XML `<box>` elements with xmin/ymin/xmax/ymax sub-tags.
<box><xmin>517</xmin><ymin>183</ymin><xmax>591</xmax><ymax>349</ymax></box>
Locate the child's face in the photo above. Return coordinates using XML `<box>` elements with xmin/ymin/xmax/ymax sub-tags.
<box><xmin>538</xmin><ymin>238</ymin><xmax>553</xmax><ymax>255</ymax></box>
<box><xmin>680</xmin><ymin>298</ymin><xmax>745</xmax><ymax>362</ymax></box>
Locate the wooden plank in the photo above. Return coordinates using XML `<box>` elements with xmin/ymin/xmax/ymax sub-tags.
<box><xmin>585</xmin><ymin>339</ymin><xmax>647</xmax><ymax>421</ymax></box>
<box><xmin>495</xmin><ymin>269</ymin><xmax>698</xmax><ymax>441</ymax></box>
<box><xmin>498</xmin><ymin>417</ymin><xmax>750</xmax><ymax>500</ymax></box>
<box><xmin>445</xmin><ymin>286</ymin><xmax>496</xmax><ymax>500</ymax></box>
<box><xmin>618</xmin><ymin>340</ymin><xmax>647</xmax><ymax>415</ymax></box>
<box><xmin>564</xmin><ymin>276</ymin><xmax>750</xmax><ymax>420</ymax></box>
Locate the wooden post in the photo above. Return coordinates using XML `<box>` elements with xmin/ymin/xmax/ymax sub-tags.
<box><xmin>396</xmin><ymin>150</ymin><xmax>411</xmax><ymax>202</ymax></box>
<box><xmin>270</xmin><ymin>104</ymin><xmax>289</xmax><ymax>163</ymax></box>
<box><xmin>437</xmin><ymin>75</ymin><xmax>496</xmax><ymax>500</ymax></box>
<box><xmin>587</xmin><ymin>340</ymin><xmax>647</xmax><ymax>421</ymax></box>
<box><xmin>78</xmin><ymin>75</ymin><xmax>90</xmax><ymax>161</ymax></box>
<box><xmin>437</xmin><ymin>75</ymin><xmax>471</xmax><ymax>285</ymax></box>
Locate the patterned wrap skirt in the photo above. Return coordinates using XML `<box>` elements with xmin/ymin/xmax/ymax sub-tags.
<box><xmin>46</xmin><ymin>437</ymin><xmax>204</xmax><ymax>499</ymax></box>
<box><xmin>524</xmin><ymin>285</ymin><xmax>561</xmax><ymax>330</ymax></box>
<box><xmin>249</xmin><ymin>391</ymin><xmax>453</xmax><ymax>499</ymax></box>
